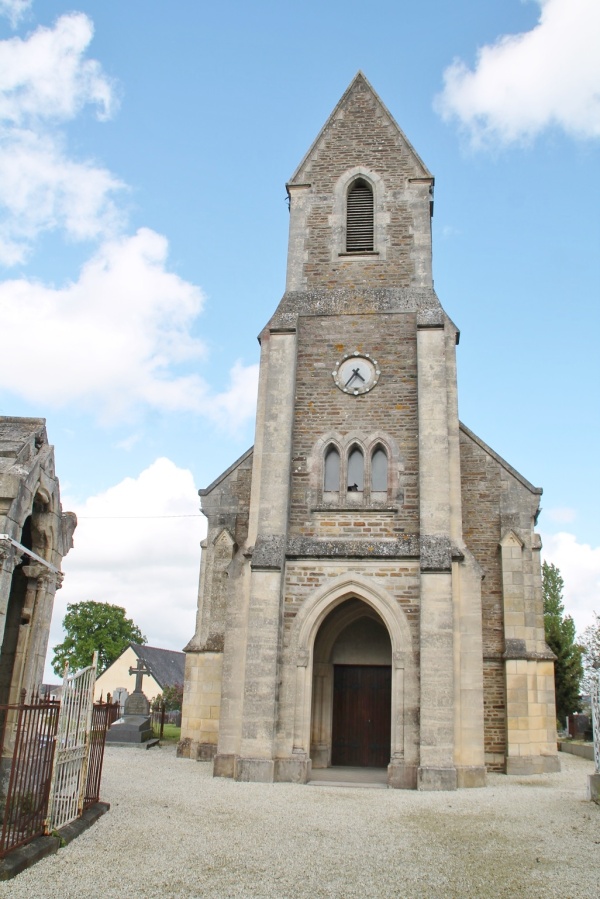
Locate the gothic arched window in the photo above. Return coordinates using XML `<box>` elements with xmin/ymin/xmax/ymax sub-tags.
<box><xmin>347</xmin><ymin>446</ymin><xmax>364</xmax><ymax>491</ymax></box>
<box><xmin>324</xmin><ymin>445</ymin><xmax>340</xmax><ymax>492</ymax></box>
<box><xmin>371</xmin><ymin>446</ymin><xmax>388</xmax><ymax>492</ymax></box>
<box><xmin>346</xmin><ymin>179</ymin><xmax>374</xmax><ymax>252</ymax></box>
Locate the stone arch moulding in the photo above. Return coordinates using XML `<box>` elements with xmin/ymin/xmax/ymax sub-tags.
<box><xmin>289</xmin><ymin>572</ymin><xmax>416</xmax><ymax>763</ymax></box>
<box><xmin>331</xmin><ymin>166</ymin><xmax>389</xmax><ymax>259</ymax></box>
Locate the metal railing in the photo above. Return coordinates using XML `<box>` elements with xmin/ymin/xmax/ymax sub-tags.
<box><xmin>84</xmin><ymin>702</ymin><xmax>118</xmax><ymax>809</ymax></box>
<box><xmin>0</xmin><ymin>691</ymin><xmax>60</xmax><ymax>857</ymax></box>
<box><xmin>150</xmin><ymin>702</ymin><xmax>166</xmax><ymax>739</ymax></box>
<box><xmin>0</xmin><ymin>689</ymin><xmax>117</xmax><ymax>857</ymax></box>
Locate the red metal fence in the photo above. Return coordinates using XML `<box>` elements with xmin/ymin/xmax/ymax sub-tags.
<box><xmin>0</xmin><ymin>695</ymin><xmax>117</xmax><ymax>857</ymax></box>
<box><xmin>84</xmin><ymin>703</ymin><xmax>118</xmax><ymax>809</ymax></box>
<box><xmin>0</xmin><ymin>692</ymin><xmax>60</xmax><ymax>856</ymax></box>
<box><xmin>150</xmin><ymin>702</ymin><xmax>166</xmax><ymax>739</ymax></box>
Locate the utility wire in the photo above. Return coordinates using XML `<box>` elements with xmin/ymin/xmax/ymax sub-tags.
<box><xmin>77</xmin><ymin>514</ymin><xmax>202</xmax><ymax>520</ymax></box>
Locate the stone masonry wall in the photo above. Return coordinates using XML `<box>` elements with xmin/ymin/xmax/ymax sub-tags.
<box><xmin>202</xmin><ymin>451</ymin><xmax>253</xmax><ymax>552</ymax></box>
<box><xmin>292</xmin><ymin>80</ymin><xmax>428</xmax><ymax>289</ymax></box>
<box><xmin>283</xmin><ymin>560</ymin><xmax>421</xmax><ymax>638</ymax></box>
<box><xmin>483</xmin><ymin>659</ymin><xmax>507</xmax><ymax>771</ymax></box>
<box><xmin>191</xmin><ymin>451</ymin><xmax>253</xmax><ymax>652</ymax></box>
<box><xmin>278</xmin><ymin>559</ymin><xmax>421</xmax><ymax>751</ymax></box>
<box><xmin>289</xmin><ymin>312</ymin><xmax>419</xmax><ymax>537</ymax></box>
<box><xmin>459</xmin><ymin>430</ymin><xmax>506</xmax><ymax>764</ymax></box>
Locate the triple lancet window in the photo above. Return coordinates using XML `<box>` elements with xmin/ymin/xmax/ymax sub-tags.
<box><xmin>323</xmin><ymin>443</ymin><xmax>388</xmax><ymax>498</ymax></box>
<box><xmin>346</xmin><ymin>178</ymin><xmax>374</xmax><ymax>252</ymax></box>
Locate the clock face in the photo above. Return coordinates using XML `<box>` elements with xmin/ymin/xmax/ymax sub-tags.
<box><xmin>332</xmin><ymin>352</ymin><xmax>381</xmax><ymax>395</ymax></box>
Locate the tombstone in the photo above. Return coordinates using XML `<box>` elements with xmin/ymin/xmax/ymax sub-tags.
<box><xmin>112</xmin><ymin>686</ymin><xmax>128</xmax><ymax>717</ymax></box>
<box><xmin>106</xmin><ymin>659</ymin><xmax>153</xmax><ymax>744</ymax></box>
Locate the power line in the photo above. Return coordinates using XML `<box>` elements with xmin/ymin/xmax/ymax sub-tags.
<box><xmin>77</xmin><ymin>514</ymin><xmax>202</xmax><ymax>520</ymax></box>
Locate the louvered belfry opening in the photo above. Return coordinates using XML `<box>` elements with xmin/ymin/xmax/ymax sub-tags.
<box><xmin>346</xmin><ymin>178</ymin><xmax>374</xmax><ymax>252</ymax></box>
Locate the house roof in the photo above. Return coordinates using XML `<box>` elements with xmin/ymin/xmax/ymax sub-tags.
<box><xmin>130</xmin><ymin>643</ymin><xmax>185</xmax><ymax>690</ymax></box>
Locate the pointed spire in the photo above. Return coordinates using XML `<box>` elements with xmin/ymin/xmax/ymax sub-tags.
<box><xmin>288</xmin><ymin>72</ymin><xmax>432</xmax><ymax>185</ymax></box>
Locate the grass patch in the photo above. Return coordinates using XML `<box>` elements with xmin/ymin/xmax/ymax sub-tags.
<box><xmin>160</xmin><ymin>724</ymin><xmax>181</xmax><ymax>742</ymax></box>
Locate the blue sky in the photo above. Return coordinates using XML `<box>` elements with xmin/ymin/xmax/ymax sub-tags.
<box><xmin>0</xmin><ymin>1</ymin><xmax>598</xmax><ymax>679</ymax></box>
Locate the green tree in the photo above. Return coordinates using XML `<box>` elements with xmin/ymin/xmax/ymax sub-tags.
<box><xmin>580</xmin><ymin>611</ymin><xmax>600</xmax><ymax>694</ymax></box>
<box><xmin>52</xmin><ymin>601</ymin><xmax>146</xmax><ymax>677</ymax></box>
<box><xmin>152</xmin><ymin>683</ymin><xmax>183</xmax><ymax>712</ymax></box>
<box><xmin>543</xmin><ymin>561</ymin><xmax>583</xmax><ymax>723</ymax></box>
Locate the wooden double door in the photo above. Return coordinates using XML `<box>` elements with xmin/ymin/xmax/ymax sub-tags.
<box><xmin>331</xmin><ymin>664</ymin><xmax>391</xmax><ymax>768</ymax></box>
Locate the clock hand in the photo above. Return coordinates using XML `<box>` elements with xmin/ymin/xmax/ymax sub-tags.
<box><xmin>345</xmin><ymin>367</ymin><xmax>365</xmax><ymax>387</ymax></box>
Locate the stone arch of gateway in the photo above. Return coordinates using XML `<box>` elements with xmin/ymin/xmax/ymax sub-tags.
<box><xmin>178</xmin><ymin>73</ymin><xmax>560</xmax><ymax>789</ymax></box>
<box><xmin>293</xmin><ymin>575</ymin><xmax>417</xmax><ymax>782</ymax></box>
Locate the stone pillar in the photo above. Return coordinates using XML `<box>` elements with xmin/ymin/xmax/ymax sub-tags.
<box><xmin>9</xmin><ymin>564</ymin><xmax>49</xmax><ymax>703</ymax></box>
<box><xmin>416</xmin><ymin>321</ymin><xmax>457</xmax><ymax>790</ymax></box>
<box><xmin>452</xmin><ymin>556</ymin><xmax>486</xmax><ymax>787</ymax></box>
<box><xmin>309</xmin><ymin>661</ymin><xmax>332</xmax><ymax>769</ymax></box>
<box><xmin>501</xmin><ymin>532</ymin><xmax>559</xmax><ymax>774</ymax></box>
<box><xmin>179</xmin><ymin>651</ymin><xmax>223</xmax><ymax>760</ymax></box>
<box><xmin>285</xmin><ymin>185</ymin><xmax>311</xmax><ymax>291</ymax></box>
<box><xmin>233</xmin><ymin>329</ymin><xmax>298</xmax><ymax>783</ymax></box>
<box><xmin>0</xmin><ymin>542</ymin><xmax>22</xmax><ymax>636</ymax></box>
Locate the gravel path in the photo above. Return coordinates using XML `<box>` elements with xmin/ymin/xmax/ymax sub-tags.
<box><xmin>2</xmin><ymin>746</ymin><xmax>599</xmax><ymax>898</ymax></box>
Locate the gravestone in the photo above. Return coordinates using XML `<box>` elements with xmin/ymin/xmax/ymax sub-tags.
<box><xmin>106</xmin><ymin>659</ymin><xmax>153</xmax><ymax>744</ymax></box>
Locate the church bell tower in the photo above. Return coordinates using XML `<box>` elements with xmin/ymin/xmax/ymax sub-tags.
<box><xmin>179</xmin><ymin>73</ymin><xmax>558</xmax><ymax>789</ymax></box>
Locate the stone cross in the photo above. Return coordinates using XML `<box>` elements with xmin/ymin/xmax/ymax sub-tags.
<box><xmin>129</xmin><ymin>659</ymin><xmax>151</xmax><ymax>694</ymax></box>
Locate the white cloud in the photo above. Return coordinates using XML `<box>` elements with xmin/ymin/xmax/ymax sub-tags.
<box><xmin>208</xmin><ymin>360</ymin><xmax>260</xmax><ymax>430</ymax></box>
<box><xmin>0</xmin><ymin>13</ymin><xmax>114</xmax><ymax>124</ymax></box>
<box><xmin>545</xmin><ymin>507</ymin><xmax>577</xmax><ymax>524</ymax></box>
<box><xmin>0</xmin><ymin>129</ymin><xmax>124</xmax><ymax>264</ymax></box>
<box><xmin>46</xmin><ymin>458</ymin><xmax>206</xmax><ymax>680</ymax></box>
<box><xmin>435</xmin><ymin>0</ymin><xmax>600</xmax><ymax>146</ymax></box>
<box><xmin>542</xmin><ymin>531</ymin><xmax>600</xmax><ymax>635</ymax></box>
<box><xmin>0</xmin><ymin>228</ymin><xmax>207</xmax><ymax>418</ymax></box>
<box><xmin>0</xmin><ymin>226</ymin><xmax>260</xmax><ymax>425</ymax></box>
<box><xmin>0</xmin><ymin>0</ymin><xmax>31</xmax><ymax>28</ymax></box>
<box><xmin>0</xmin><ymin>11</ymin><xmax>260</xmax><ymax>428</ymax></box>
<box><xmin>0</xmin><ymin>13</ymin><xmax>120</xmax><ymax>261</ymax></box>
<box><xmin>115</xmin><ymin>433</ymin><xmax>142</xmax><ymax>452</ymax></box>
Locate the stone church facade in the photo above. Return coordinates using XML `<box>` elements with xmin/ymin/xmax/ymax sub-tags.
<box><xmin>179</xmin><ymin>74</ymin><xmax>558</xmax><ymax>789</ymax></box>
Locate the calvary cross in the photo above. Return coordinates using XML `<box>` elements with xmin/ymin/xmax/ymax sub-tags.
<box><xmin>129</xmin><ymin>659</ymin><xmax>152</xmax><ymax>693</ymax></box>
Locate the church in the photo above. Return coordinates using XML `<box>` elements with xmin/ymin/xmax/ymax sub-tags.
<box><xmin>178</xmin><ymin>73</ymin><xmax>558</xmax><ymax>789</ymax></box>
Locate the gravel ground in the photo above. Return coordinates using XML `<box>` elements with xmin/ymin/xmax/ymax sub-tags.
<box><xmin>2</xmin><ymin>746</ymin><xmax>599</xmax><ymax>898</ymax></box>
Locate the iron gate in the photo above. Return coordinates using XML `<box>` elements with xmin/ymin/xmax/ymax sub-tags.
<box><xmin>45</xmin><ymin>653</ymin><xmax>97</xmax><ymax>831</ymax></box>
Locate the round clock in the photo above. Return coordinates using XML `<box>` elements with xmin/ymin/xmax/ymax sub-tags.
<box><xmin>332</xmin><ymin>352</ymin><xmax>381</xmax><ymax>395</ymax></box>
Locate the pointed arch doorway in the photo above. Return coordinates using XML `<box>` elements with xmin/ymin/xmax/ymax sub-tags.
<box><xmin>310</xmin><ymin>598</ymin><xmax>392</xmax><ymax>769</ymax></box>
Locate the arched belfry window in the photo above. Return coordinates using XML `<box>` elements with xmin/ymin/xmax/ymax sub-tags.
<box><xmin>347</xmin><ymin>446</ymin><xmax>364</xmax><ymax>492</ymax></box>
<box><xmin>346</xmin><ymin>179</ymin><xmax>374</xmax><ymax>252</ymax></box>
<box><xmin>371</xmin><ymin>446</ymin><xmax>388</xmax><ymax>492</ymax></box>
<box><xmin>324</xmin><ymin>445</ymin><xmax>340</xmax><ymax>492</ymax></box>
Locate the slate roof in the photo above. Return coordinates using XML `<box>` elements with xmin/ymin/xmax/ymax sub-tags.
<box><xmin>130</xmin><ymin>643</ymin><xmax>185</xmax><ymax>690</ymax></box>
